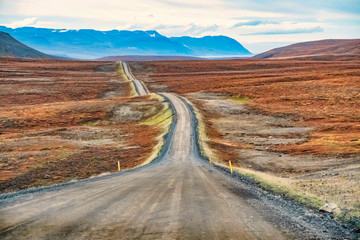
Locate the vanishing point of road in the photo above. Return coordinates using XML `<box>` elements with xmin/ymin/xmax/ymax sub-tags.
<box><xmin>0</xmin><ymin>62</ymin><xmax>356</xmax><ymax>239</ymax></box>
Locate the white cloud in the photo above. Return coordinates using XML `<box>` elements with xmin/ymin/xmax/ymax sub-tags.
<box><xmin>1</xmin><ymin>0</ymin><xmax>288</xmax><ymax>27</ymax></box>
<box><xmin>156</xmin><ymin>24</ymin><xmax>220</xmax><ymax>36</ymax></box>
<box><xmin>0</xmin><ymin>0</ymin><xmax>359</xmax><ymax>52</ymax></box>
<box><xmin>8</xmin><ymin>17</ymin><xmax>39</xmax><ymax>28</ymax></box>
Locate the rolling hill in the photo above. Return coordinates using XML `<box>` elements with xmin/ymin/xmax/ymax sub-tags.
<box><xmin>0</xmin><ymin>31</ymin><xmax>55</xmax><ymax>59</ymax></box>
<box><xmin>253</xmin><ymin>39</ymin><xmax>360</xmax><ymax>59</ymax></box>
<box><xmin>0</xmin><ymin>26</ymin><xmax>251</xmax><ymax>59</ymax></box>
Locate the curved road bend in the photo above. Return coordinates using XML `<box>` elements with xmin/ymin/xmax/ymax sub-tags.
<box><xmin>0</xmin><ymin>64</ymin><xmax>355</xmax><ymax>239</ymax></box>
<box><xmin>121</xmin><ymin>62</ymin><xmax>149</xmax><ymax>96</ymax></box>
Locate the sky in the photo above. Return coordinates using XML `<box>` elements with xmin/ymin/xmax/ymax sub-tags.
<box><xmin>0</xmin><ymin>0</ymin><xmax>359</xmax><ymax>53</ymax></box>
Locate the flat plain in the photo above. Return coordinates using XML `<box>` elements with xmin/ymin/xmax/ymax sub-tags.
<box><xmin>0</xmin><ymin>58</ymin><xmax>171</xmax><ymax>193</ymax></box>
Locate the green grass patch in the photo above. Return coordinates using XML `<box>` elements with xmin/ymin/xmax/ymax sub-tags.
<box><xmin>117</xmin><ymin>63</ymin><xmax>137</xmax><ymax>96</ymax></box>
<box><xmin>143</xmin><ymin>104</ymin><xmax>172</xmax><ymax>126</ymax></box>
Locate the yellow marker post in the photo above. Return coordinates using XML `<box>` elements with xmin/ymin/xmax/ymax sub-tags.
<box><xmin>118</xmin><ymin>161</ymin><xmax>121</xmax><ymax>172</ymax></box>
<box><xmin>209</xmin><ymin>158</ymin><xmax>212</xmax><ymax>164</ymax></box>
<box><xmin>229</xmin><ymin>161</ymin><xmax>233</xmax><ymax>174</ymax></box>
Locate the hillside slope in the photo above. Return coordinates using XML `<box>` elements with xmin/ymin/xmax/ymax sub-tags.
<box><xmin>0</xmin><ymin>32</ymin><xmax>54</xmax><ymax>59</ymax></box>
<box><xmin>253</xmin><ymin>39</ymin><xmax>360</xmax><ymax>59</ymax></box>
<box><xmin>0</xmin><ymin>26</ymin><xmax>250</xmax><ymax>59</ymax></box>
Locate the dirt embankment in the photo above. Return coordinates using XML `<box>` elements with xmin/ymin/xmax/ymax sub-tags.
<box><xmin>0</xmin><ymin>58</ymin><xmax>170</xmax><ymax>193</ymax></box>
<box><xmin>130</xmin><ymin>58</ymin><xmax>360</xmax><ymax>218</ymax></box>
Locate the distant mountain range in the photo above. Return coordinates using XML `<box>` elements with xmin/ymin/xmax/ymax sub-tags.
<box><xmin>253</xmin><ymin>39</ymin><xmax>360</xmax><ymax>59</ymax></box>
<box><xmin>0</xmin><ymin>26</ymin><xmax>251</xmax><ymax>59</ymax></box>
<box><xmin>96</xmin><ymin>55</ymin><xmax>204</xmax><ymax>61</ymax></box>
<box><xmin>2</xmin><ymin>28</ymin><xmax>358</xmax><ymax>62</ymax></box>
<box><xmin>170</xmin><ymin>36</ymin><xmax>250</xmax><ymax>56</ymax></box>
<box><xmin>0</xmin><ymin>31</ymin><xmax>55</xmax><ymax>59</ymax></box>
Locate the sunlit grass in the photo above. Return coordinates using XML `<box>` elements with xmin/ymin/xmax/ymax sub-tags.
<box><xmin>117</xmin><ymin>62</ymin><xmax>137</xmax><ymax>96</ymax></box>
<box><xmin>227</xmin><ymin>96</ymin><xmax>252</xmax><ymax>104</ymax></box>
<box><xmin>143</xmin><ymin>103</ymin><xmax>172</xmax><ymax>126</ymax></box>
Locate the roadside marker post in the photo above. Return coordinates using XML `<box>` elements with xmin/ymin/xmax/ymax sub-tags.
<box><xmin>229</xmin><ymin>161</ymin><xmax>233</xmax><ymax>174</ymax></box>
<box><xmin>209</xmin><ymin>158</ymin><xmax>212</xmax><ymax>164</ymax></box>
<box><xmin>118</xmin><ymin>161</ymin><xmax>121</xmax><ymax>172</ymax></box>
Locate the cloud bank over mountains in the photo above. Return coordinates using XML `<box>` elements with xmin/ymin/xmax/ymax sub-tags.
<box><xmin>0</xmin><ymin>0</ymin><xmax>359</xmax><ymax>52</ymax></box>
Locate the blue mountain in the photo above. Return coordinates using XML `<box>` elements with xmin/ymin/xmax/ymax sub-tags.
<box><xmin>171</xmin><ymin>36</ymin><xmax>251</xmax><ymax>56</ymax></box>
<box><xmin>0</xmin><ymin>31</ymin><xmax>56</xmax><ymax>59</ymax></box>
<box><xmin>0</xmin><ymin>26</ymin><xmax>251</xmax><ymax>59</ymax></box>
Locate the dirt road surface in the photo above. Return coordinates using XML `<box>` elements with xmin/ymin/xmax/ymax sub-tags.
<box><xmin>122</xmin><ymin>61</ymin><xmax>149</xmax><ymax>95</ymax></box>
<box><xmin>0</xmin><ymin>63</ymin><xmax>357</xmax><ymax>239</ymax></box>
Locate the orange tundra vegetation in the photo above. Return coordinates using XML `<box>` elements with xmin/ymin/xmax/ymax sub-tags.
<box><xmin>131</xmin><ymin>58</ymin><xmax>360</xmax><ymax>216</ymax></box>
<box><xmin>0</xmin><ymin>58</ymin><xmax>168</xmax><ymax>193</ymax></box>
<box><xmin>131</xmin><ymin>58</ymin><xmax>360</xmax><ymax>156</ymax></box>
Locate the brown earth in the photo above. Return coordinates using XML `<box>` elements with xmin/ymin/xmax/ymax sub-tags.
<box><xmin>0</xmin><ymin>58</ymin><xmax>168</xmax><ymax>193</ymax></box>
<box><xmin>130</xmin><ymin>57</ymin><xmax>360</xmax><ymax>217</ymax></box>
<box><xmin>131</xmin><ymin>58</ymin><xmax>360</xmax><ymax>156</ymax></box>
<box><xmin>0</xmin><ymin>58</ymin><xmax>129</xmax><ymax>106</ymax></box>
<box><xmin>253</xmin><ymin>39</ymin><xmax>360</xmax><ymax>59</ymax></box>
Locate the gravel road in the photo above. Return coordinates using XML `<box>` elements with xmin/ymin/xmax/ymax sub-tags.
<box><xmin>0</xmin><ymin>63</ymin><xmax>357</xmax><ymax>239</ymax></box>
<box><xmin>122</xmin><ymin>62</ymin><xmax>149</xmax><ymax>95</ymax></box>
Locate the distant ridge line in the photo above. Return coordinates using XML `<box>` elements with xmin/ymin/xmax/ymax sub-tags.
<box><xmin>96</xmin><ymin>55</ymin><xmax>204</xmax><ymax>61</ymax></box>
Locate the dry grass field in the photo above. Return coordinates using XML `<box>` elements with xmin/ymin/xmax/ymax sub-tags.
<box><xmin>253</xmin><ymin>39</ymin><xmax>360</xmax><ymax>59</ymax></box>
<box><xmin>0</xmin><ymin>58</ymin><xmax>171</xmax><ymax>193</ymax></box>
<box><xmin>131</xmin><ymin>58</ymin><xmax>360</xmax><ymax>218</ymax></box>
